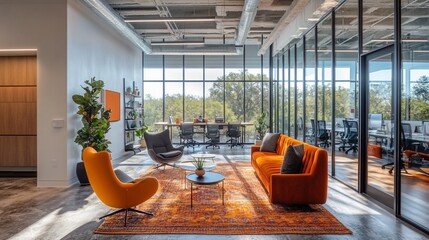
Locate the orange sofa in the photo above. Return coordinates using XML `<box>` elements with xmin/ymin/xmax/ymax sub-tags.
<box><xmin>251</xmin><ymin>134</ymin><xmax>328</xmax><ymax>204</ymax></box>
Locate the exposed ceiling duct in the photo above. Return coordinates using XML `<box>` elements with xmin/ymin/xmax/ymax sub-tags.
<box><xmin>81</xmin><ymin>0</ymin><xmax>262</xmax><ymax>55</ymax></box>
<box><xmin>80</xmin><ymin>0</ymin><xmax>153</xmax><ymax>54</ymax></box>
<box><xmin>235</xmin><ymin>0</ymin><xmax>262</xmax><ymax>46</ymax></box>
<box><xmin>151</xmin><ymin>44</ymin><xmax>241</xmax><ymax>55</ymax></box>
<box><xmin>258</xmin><ymin>0</ymin><xmax>340</xmax><ymax>56</ymax></box>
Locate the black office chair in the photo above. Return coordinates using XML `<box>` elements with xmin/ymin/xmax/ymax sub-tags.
<box><xmin>317</xmin><ymin>120</ymin><xmax>330</xmax><ymax>148</ymax></box>
<box><xmin>179</xmin><ymin>123</ymin><xmax>197</xmax><ymax>149</ymax></box>
<box><xmin>226</xmin><ymin>122</ymin><xmax>242</xmax><ymax>148</ymax></box>
<box><xmin>206</xmin><ymin>124</ymin><xmax>220</xmax><ymax>149</ymax></box>
<box><xmin>305</xmin><ymin>119</ymin><xmax>316</xmax><ymax>144</ymax></box>
<box><xmin>343</xmin><ymin>120</ymin><xmax>358</xmax><ymax>154</ymax></box>
<box><xmin>381</xmin><ymin>123</ymin><xmax>410</xmax><ymax>174</ymax></box>
<box><xmin>144</xmin><ymin>129</ymin><xmax>184</xmax><ymax>169</ymax></box>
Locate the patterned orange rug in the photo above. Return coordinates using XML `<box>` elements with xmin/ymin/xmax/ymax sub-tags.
<box><xmin>95</xmin><ymin>160</ymin><xmax>352</xmax><ymax>235</ymax></box>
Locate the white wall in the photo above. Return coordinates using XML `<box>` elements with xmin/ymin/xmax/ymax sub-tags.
<box><xmin>0</xmin><ymin>0</ymin><xmax>69</xmax><ymax>187</ymax></box>
<box><xmin>66</xmin><ymin>0</ymin><xmax>142</xmax><ymax>185</ymax></box>
<box><xmin>0</xmin><ymin>0</ymin><xmax>142</xmax><ymax>187</ymax></box>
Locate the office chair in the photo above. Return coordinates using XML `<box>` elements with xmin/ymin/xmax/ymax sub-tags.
<box><xmin>343</xmin><ymin>120</ymin><xmax>358</xmax><ymax>154</ymax></box>
<box><xmin>317</xmin><ymin>120</ymin><xmax>330</xmax><ymax>148</ymax></box>
<box><xmin>305</xmin><ymin>119</ymin><xmax>316</xmax><ymax>144</ymax></box>
<box><xmin>82</xmin><ymin>147</ymin><xmax>159</xmax><ymax>227</ymax></box>
<box><xmin>144</xmin><ymin>129</ymin><xmax>184</xmax><ymax>169</ymax></box>
<box><xmin>381</xmin><ymin>124</ymin><xmax>410</xmax><ymax>174</ymax></box>
<box><xmin>179</xmin><ymin>123</ymin><xmax>198</xmax><ymax>149</ymax></box>
<box><xmin>226</xmin><ymin>122</ymin><xmax>242</xmax><ymax>148</ymax></box>
<box><xmin>206</xmin><ymin>124</ymin><xmax>220</xmax><ymax>149</ymax></box>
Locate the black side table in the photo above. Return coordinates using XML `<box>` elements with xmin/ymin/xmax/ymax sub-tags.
<box><xmin>186</xmin><ymin>172</ymin><xmax>225</xmax><ymax>208</ymax></box>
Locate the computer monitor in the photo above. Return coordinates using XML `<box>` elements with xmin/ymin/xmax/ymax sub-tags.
<box><xmin>368</xmin><ymin>113</ymin><xmax>383</xmax><ymax>130</ymax></box>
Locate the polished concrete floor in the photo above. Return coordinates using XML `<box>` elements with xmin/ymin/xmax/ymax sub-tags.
<box><xmin>1</xmin><ymin>146</ymin><xmax>428</xmax><ymax>240</ymax></box>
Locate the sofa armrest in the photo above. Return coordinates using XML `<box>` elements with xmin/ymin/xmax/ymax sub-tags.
<box><xmin>251</xmin><ymin>145</ymin><xmax>261</xmax><ymax>155</ymax></box>
<box><xmin>270</xmin><ymin>173</ymin><xmax>327</xmax><ymax>204</ymax></box>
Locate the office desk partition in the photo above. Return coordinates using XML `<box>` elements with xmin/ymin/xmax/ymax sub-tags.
<box><xmin>154</xmin><ymin>122</ymin><xmax>254</xmax><ymax>144</ymax></box>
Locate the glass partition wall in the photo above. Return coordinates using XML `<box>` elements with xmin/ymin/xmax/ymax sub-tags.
<box><xmin>270</xmin><ymin>0</ymin><xmax>429</xmax><ymax>234</ymax></box>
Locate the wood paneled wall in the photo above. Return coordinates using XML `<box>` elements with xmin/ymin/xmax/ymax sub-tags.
<box><xmin>0</xmin><ymin>56</ymin><xmax>37</xmax><ymax>168</ymax></box>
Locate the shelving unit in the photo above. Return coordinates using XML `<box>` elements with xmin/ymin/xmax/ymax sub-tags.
<box><xmin>123</xmin><ymin>78</ymin><xmax>143</xmax><ymax>154</ymax></box>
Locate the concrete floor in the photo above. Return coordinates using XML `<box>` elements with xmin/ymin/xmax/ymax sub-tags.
<box><xmin>0</xmin><ymin>146</ymin><xmax>428</xmax><ymax>240</ymax></box>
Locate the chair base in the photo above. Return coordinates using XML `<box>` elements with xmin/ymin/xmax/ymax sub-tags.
<box><xmin>345</xmin><ymin>145</ymin><xmax>358</xmax><ymax>154</ymax></box>
<box><xmin>155</xmin><ymin>162</ymin><xmax>178</xmax><ymax>170</ymax></box>
<box><xmin>99</xmin><ymin>208</ymin><xmax>153</xmax><ymax>227</ymax></box>
<box><xmin>226</xmin><ymin>138</ymin><xmax>243</xmax><ymax>148</ymax></box>
<box><xmin>206</xmin><ymin>143</ymin><xmax>220</xmax><ymax>149</ymax></box>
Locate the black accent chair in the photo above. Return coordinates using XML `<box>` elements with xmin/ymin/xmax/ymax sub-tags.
<box><xmin>179</xmin><ymin>123</ymin><xmax>198</xmax><ymax>149</ymax></box>
<box><xmin>317</xmin><ymin>120</ymin><xmax>330</xmax><ymax>148</ymax></box>
<box><xmin>144</xmin><ymin>129</ymin><xmax>184</xmax><ymax>169</ymax></box>
<box><xmin>206</xmin><ymin>124</ymin><xmax>220</xmax><ymax>149</ymax></box>
<box><xmin>226</xmin><ymin>122</ymin><xmax>242</xmax><ymax>148</ymax></box>
<box><xmin>339</xmin><ymin>120</ymin><xmax>359</xmax><ymax>154</ymax></box>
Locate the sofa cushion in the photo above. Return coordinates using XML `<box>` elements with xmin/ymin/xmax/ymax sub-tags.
<box><xmin>280</xmin><ymin>144</ymin><xmax>304</xmax><ymax>174</ymax></box>
<box><xmin>260</xmin><ymin>133</ymin><xmax>280</xmax><ymax>152</ymax></box>
<box><xmin>254</xmin><ymin>155</ymin><xmax>283</xmax><ymax>181</ymax></box>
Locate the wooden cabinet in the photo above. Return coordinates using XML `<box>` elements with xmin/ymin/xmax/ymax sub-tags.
<box><xmin>0</xmin><ymin>56</ymin><xmax>37</xmax><ymax>169</ymax></box>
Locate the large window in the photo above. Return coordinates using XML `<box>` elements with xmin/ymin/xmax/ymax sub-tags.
<box><xmin>143</xmin><ymin>45</ymin><xmax>269</xmax><ymax>143</ymax></box>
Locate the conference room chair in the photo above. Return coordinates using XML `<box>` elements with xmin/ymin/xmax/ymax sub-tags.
<box><xmin>82</xmin><ymin>147</ymin><xmax>159</xmax><ymax>227</ymax></box>
<box><xmin>206</xmin><ymin>123</ymin><xmax>220</xmax><ymax>149</ymax></box>
<box><xmin>226</xmin><ymin>122</ymin><xmax>242</xmax><ymax>148</ymax></box>
<box><xmin>144</xmin><ymin>129</ymin><xmax>184</xmax><ymax>169</ymax></box>
<box><xmin>305</xmin><ymin>119</ymin><xmax>316</xmax><ymax>144</ymax></box>
<box><xmin>381</xmin><ymin>123</ymin><xmax>411</xmax><ymax>174</ymax></box>
<box><xmin>317</xmin><ymin>120</ymin><xmax>330</xmax><ymax>148</ymax></box>
<box><xmin>339</xmin><ymin>120</ymin><xmax>359</xmax><ymax>154</ymax></box>
<box><xmin>179</xmin><ymin>122</ymin><xmax>198</xmax><ymax>149</ymax></box>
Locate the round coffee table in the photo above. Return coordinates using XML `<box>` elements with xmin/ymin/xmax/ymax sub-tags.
<box><xmin>191</xmin><ymin>153</ymin><xmax>216</xmax><ymax>163</ymax></box>
<box><xmin>176</xmin><ymin>161</ymin><xmax>216</xmax><ymax>188</ymax></box>
<box><xmin>186</xmin><ymin>172</ymin><xmax>225</xmax><ymax>208</ymax></box>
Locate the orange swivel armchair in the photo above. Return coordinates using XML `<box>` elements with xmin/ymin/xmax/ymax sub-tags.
<box><xmin>82</xmin><ymin>147</ymin><xmax>159</xmax><ymax>227</ymax></box>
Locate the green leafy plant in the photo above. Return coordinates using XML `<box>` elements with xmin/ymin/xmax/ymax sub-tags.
<box><xmin>192</xmin><ymin>158</ymin><xmax>205</xmax><ymax>170</ymax></box>
<box><xmin>128</xmin><ymin>110</ymin><xmax>139</xmax><ymax>120</ymax></box>
<box><xmin>135</xmin><ymin>125</ymin><xmax>149</xmax><ymax>140</ymax></box>
<box><xmin>72</xmin><ymin>77</ymin><xmax>111</xmax><ymax>152</ymax></box>
<box><xmin>255</xmin><ymin>112</ymin><xmax>268</xmax><ymax>140</ymax></box>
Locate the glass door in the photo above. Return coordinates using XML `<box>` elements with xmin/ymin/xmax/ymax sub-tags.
<box><xmin>361</xmin><ymin>45</ymin><xmax>395</xmax><ymax>208</ymax></box>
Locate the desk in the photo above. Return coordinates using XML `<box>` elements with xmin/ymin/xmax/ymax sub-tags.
<box><xmin>154</xmin><ymin>122</ymin><xmax>254</xmax><ymax>144</ymax></box>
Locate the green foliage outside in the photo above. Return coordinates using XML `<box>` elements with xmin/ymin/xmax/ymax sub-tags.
<box><xmin>143</xmin><ymin>71</ymin><xmax>429</xmax><ymax>134</ymax></box>
<box><xmin>72</xmin><ymin>77</ymin><xmax>111</xmax><ymax>152</ymax></box>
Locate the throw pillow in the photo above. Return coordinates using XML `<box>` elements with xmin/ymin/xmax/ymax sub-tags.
<box><xmin>280</xmin><ymin>144</ymin><xmax>304</xmax><ymax>174</ymax></box>
<box><xmin>260</xmin><ymin>133</ymin><xmax>280</xmax><ymax>152</ymax></box>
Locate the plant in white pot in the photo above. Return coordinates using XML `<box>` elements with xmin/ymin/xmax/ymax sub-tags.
<box><xmin>135</xmin><ymin>125</ymin><xmax>149</xmax><ymax>148</ymax></box>
<box><xmin>72</xmin><ymin>77</ymin><xmax>111</xmax><ymax>185</ymax></box>
<box><xmin>254</xmin><ymin>112</ymin><xmax>268</xmax><ymax>146</ymax></box>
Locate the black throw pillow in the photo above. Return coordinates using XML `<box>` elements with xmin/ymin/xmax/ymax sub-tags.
<box><xmin>280</xmin><ymin>144</ymin><xmax>304</xmax><ymax>174</ymax></box>
<box><xmin>260</xmin><ymin>133</ymin><xmax>280</xmax><ymax>152</ymax></box>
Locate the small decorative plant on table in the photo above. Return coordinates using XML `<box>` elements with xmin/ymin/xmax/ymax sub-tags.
<box><xmin>192</xmin><ymin>158</ymin><xmax>205</xmax><ymax>177</ymax></box>
<box><xmin>254</xmin><ymin>112</ymin><xmax>268</xmax><ymax>146</ymax></box>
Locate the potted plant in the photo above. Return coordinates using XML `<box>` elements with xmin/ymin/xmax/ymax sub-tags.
<box><xmin>72</xmin><ymin>77</ymin><xmax>111</xmax><ymax>185</ymax></box>
<box><xmin>192</xmin><ymin>158</ymin><xmax>205</xmax><ymax>177</ymax></box>
<box><xmin>254</xmin><ymin>112</ymin><xmax>268</xmax><ymax>146</ymax></box>
<box><xmin>135</xmin><ymin>125</ymin><xmax>149</xmax><ymax>148</ymax></box>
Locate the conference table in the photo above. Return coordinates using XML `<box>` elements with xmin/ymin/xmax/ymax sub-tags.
<box><xmin>154</xmin><ymin>122</ymin><xmax>254</xmax><ymax>144</ymax></box>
